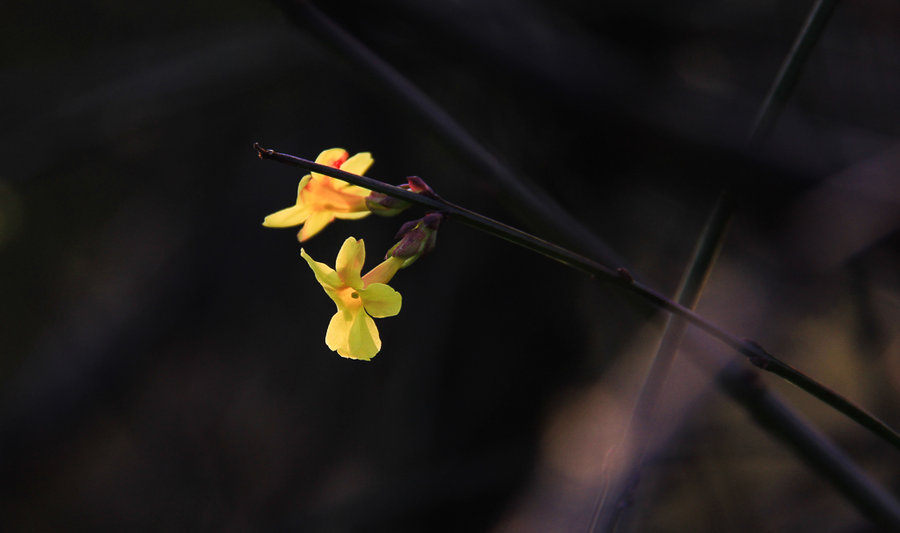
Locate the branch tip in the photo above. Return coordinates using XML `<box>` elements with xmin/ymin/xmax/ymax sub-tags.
<box><xmin>253</xmin><ymin>142</ymin><xmax>274</xmax><ymax>159</ymax></box>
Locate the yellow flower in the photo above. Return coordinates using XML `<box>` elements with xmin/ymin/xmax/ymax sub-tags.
<box><xmin>301</xmin><ymin>237</ymin><xmax>404</xmax><ymax>360</ymax></box>
<box><xmin>263</xmin><ymin>148</ymin><xmax>374</xmax><ymax>241</ymax></box>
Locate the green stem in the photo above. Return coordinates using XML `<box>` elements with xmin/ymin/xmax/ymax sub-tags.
<box><xmin>255</xmin><ymin>142</ymin><xmax>900</xmax><ymax>452</ymax></box>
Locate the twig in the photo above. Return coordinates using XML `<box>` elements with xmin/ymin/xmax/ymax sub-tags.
<box><xmin>254</xmin><ymin>143</ymin><xmax>900</xmax><ymax>451</ymax></box>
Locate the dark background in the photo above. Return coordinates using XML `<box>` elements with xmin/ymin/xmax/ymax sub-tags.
<box><xmin>2</xmin><ymin>1</ymin><xmax>900</xmax><ymax>531</ymax></box>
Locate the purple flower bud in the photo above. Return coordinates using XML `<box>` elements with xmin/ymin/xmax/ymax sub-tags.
<box><xmin>393</xmin><ymin>219</ymin><xmax>419</xmax><ymax>240</ymax></box>
<box><xmin>421</xmin><ymin>212</ymin><xmax>443</xmax><ymax>230</ymax></box>
<box><xmin>390</xmin><ymin>228</ymin><xmax>428</xmax><ymax>259</ymax></box>
<box><xmin>387</xmin><ymin>212</ymin><xmax>445</xmax><ymax>266</ymax></box>
<box><xmin>406</xmin><ymin>176</ymin><xmax>439</xmax><ymax>198</ymax></box>
<box><xmin>366</xmin><ymin>191</ymin><xmax>411</xmax><ymax>217</ymax></box>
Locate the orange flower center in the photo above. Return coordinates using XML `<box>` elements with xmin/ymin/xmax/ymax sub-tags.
<box><xmin>335</xmin><ymin>286</ymin><xmax>364</xmax><ymax>311</ymax></box>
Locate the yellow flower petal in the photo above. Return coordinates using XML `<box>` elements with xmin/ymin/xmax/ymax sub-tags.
<box><xmin>315</xmin><ymin>148</ymin><xmax>349</xmax><ymax>166</ymax></box>
<box><xmin>298</xmin><ymin>210</ymin><xmax>335</xmax><ymax>242</ymax></box>
<box><xmin>311</xmin><ymin>148</ymin><xmax>349</xmax><ymax>181</ymax></box>
<box><xmin>346</xmin><ymin>311</ymin><xmax>380</xmax><ymax>360</ymax></box>
<box><xmin>316</xmin><ymin>151</ymin><xmax>372</xmax><ymax>195</ymax></box>
<box><xmin>335</xmin><ymin>237</ymin><xmax>365</xmax><ymax>288</ymax></box>
<box><xmin>333</xmin><ymin>210</ymin><xmax>372</xmax><ymax>220</ymax></box>
<box><xmin>340</xmin><ymin>152</ymin><xmax>373</xmax><ymax>177</ymax></box>
<box><xmin>300</xmin><ymin>248</ymin><xmax>342</xmax><ymax>288</ymax></box>
<box><xmin>263</xmin><ymin>204</ymin><xmax>311</xmax><ymax>227</ymax></box>
<box><xmin>262</xmin><ymin>176</ymin><xmax>312</xmax><ymax>227</ymax></box>
<box><xmin>324</xmin><ymin>308</ymin><xmax>380</xmax><ymax>360</ymax></box>
<box><xmin>332</xmin><ymin>153</ymin><xmax>374</xmax><ymax>194</ymax></box>
<box><xmin>361</xmin><ymin>283</ymin><xmax>401</xmax><ymax>318</ymax></box>
<box><xmin>325</xmin><ymin>309</ymin><xmax>352</xmax><ymax>354</ymax></box>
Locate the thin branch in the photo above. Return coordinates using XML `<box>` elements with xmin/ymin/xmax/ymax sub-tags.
<box><xmin>746</xmin><ymin>0</ymin><xmax>840</xmax><ymax>147</ymax></box>
<box><xmin>590</xmin><ymin>193</ymin><xmax>734</xmax><ymax>532</ymax></box>
<box><xmin>587</xmin><ymin>356</ymin><xmax>900</xmax><ymax>532</ymax></box>
<box><xmin>254</xmin><ymin>143</ymin><xmax>900</xmax><ymax>452</ymax></box>
<box><xmin>714</xmin><ymin>362</ymin><xmax>900</xmax><ymax>529</ymax></box>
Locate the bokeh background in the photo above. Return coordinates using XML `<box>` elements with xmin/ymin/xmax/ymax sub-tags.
<box><xmin>2</xmin><ymin>0</ymin><xmax>900</xmax><ymax>531</ymax></box>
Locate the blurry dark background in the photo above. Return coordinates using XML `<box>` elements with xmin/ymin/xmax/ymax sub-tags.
<box><xmin>2</xmin><ymin>0</ymin><xmax>900</xmax><ymax>531</ymax></box>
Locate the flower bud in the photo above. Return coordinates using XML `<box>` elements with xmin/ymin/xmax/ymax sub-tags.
<box><xmin>406</xmin><ymin>176</ymin><xmax>439</xmax><ymax>198</ymax></box>
<box><xmin>386</xmin><ymin>212</ymin><xmax>444</xmax><ymax>267</ymax></box>
<box><xmin>366</xmin><ymin>191</ymin><xmax>412</xmax><ymax>217</ymax></box>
